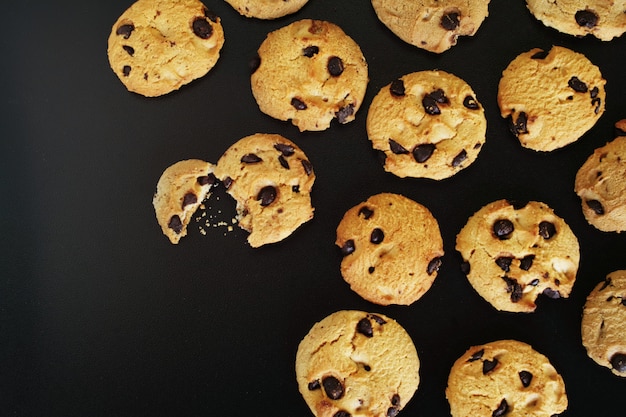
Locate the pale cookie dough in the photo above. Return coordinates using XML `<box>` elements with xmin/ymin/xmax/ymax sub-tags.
<box><xmin>224</xmin><ymin>0</ymin><xmax>309</xmax><ymax>19</ymax></box>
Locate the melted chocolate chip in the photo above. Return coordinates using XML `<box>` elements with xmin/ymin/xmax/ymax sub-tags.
<box><xmin>482</xmin><ymin>358</ymin><xmax>499</xmax><ymax>374</ymax></box>
<box><xmin>389</xmin><ymin>139</ymin><xmax>409</xmax><ymax>154</ymax></box>
<box><xmin>322</xmin><ymin>376</ymin><xmax>344</xmax><ymax>400</ymax></box>
<box><xmin>327</xmin><ymin>56</ymin><xmax>344</xmax><ymax>77</ymax></box>
<box><xmin>334</xmin><ymin>411</ymin><xmax>351</xmax><ymax>417</ymax></box>
<box><xmin>519</xmin><ymin>370</ymin><xmax>533</xmax><ymax>387</ymax></box>
<box><xmin>122</xmin><ymin>65</ymin><xmax>131</xmax><ymax>77</ymax></box>
<box><xmin>303</xmin><ymin>45</ymin><xmax>319</xmax><ymax>57</ymax></box>
<box><xmin>241</xmin><ymin>153</ymin><xmax>262</xmax><ymax>164</ymax></box>
<box><xmin>441</xmin><ymin>12</ymin><xmax>460</xmax><ymax>30</ymax></box>
<box><xmin>370</xmin><ymin>228</ymin><xmax>384</xmax><ymax>244</ymax></box>
<box><xmin>413</xmin><ymin>143</ymin><xmax>436</xmax><ymax>163</ymax></box>
<box><xmin>359</xmin><ymin>206</ymin><xmax>374</xmax><ymax>219</ymax></box>
<box><xmin>427</xmin><ymin>257</ymin><xmax>442</xmax><ymax>275</ymax></box>
<box><xmin>116</xmin><ymin>24</ymin><xmax>135</xmax><ymax>39</ymax></box>
<box><xmin>250</xmin><ymin>54</ymin><xmax>261</xmax><ymax>74</ymax></box>
<box><xmin>357</xmin><ymin>317</ymin><xmax>374</xmax><ymax>337</ymax></box>
<box><xmin>463</xmin><ymin>95</ymin><xmax>480</xmax><ymax>110</ymax></box>
<box><xmin>520</xmin><ymin>255</ymin><xmax>535</xmax><ymax>271</ymax></box>
<box><xmin>341</xmin><ymin>240</ymin><xmax>355</xmax><ymax>256</ymax></box>
<box><xmin>468</xmin><ymin>349</ymin><xmax>484</xmax><ymax>362</ymax></box>
<box><xmin>192</xmin><ymin>17</ymin><xmax>213</xmax><ymax>39</ymax></box>
<box><xmin>301</xmin><ymin>159</ymin><xmax>314</xmax><ymax>176</ymax></box>
<box><xmin>390</xmin><ymin>79</ymin><xmax>405</xmax><ymax>96</ymax></box>
<box><xmin>493</xmin><ymin>219</ymin><xmax>514</xmax><ymax>239</ymax></box>
<box><xmin>539</xmin><ymin>221</ymin><xmax>556</xmax><ymax>239</ymax></box>
<box><xmin>122</xmin><ymin>45</ymin><xmax>134</xmax><ymax>56</ymax></box>
<box><xmin>510</xmin><ymin>112</ymin><xmax>529</xmax><ymax>136</ymax></box>
<box><xmin>370</xmin><ymin>314</ymin><xmax>387</xmax><ymax>325</ymax></box>
<box><xmin>422</xmin><ymin>96</ymin><xmax>441</xmax><ymax>115</ymax></box>
<box><xmin>197</xmin><ymin>173</ymin><xmax>216</xmax><ymax>186</ymax></box>
<box><xmin>611</xmin><ymin>353</ymin><xmax>626</xmax><ymax>373</ymax></box>
<box><xmin>391</xmin><ymin>394</ymin><xmax>401</xmax><ymax>406</ymax></box>
<box><xmin>222</xmin><ymin>176</ymin><xmax>233</xmax><ymax>189</ymax></box>
<box><xmin>257</xmin><ymin>186</ymin><xmax>277</xmax><ymax>206</ymax></box>
<box><xmin>274</xmin><ymin>143</ymin><xmax>295</xmax><ymax>156</ymax></box>
<box><xmin>386</xmin><ymin>407</ymin><xmax>399</xmax><ymax>417</ymax></box>
<box><xmin>586</xmin><ymin>199</ymin><xmax>605</xmax><ymax>215</ymax></box>
<box><xmin>503</xmin><ymin>276</ymin><xmax>523</xmax><ymax>302</ymax></box>
<box><xmin>278</xmin><ymin>155</ymin><xmax>289</xmax><ymax>169</ymax></box>
<box><xmin>168</xmin><ymin>215</ymin><xmax>183</xmax><ymax>234</ymax></box>
<box><xmin>182</xmin><ymin>192</ymin><xmax>197</xmax><ymax>208</ymax></box>
<box><xmin>308</xmin><ymin>379</ymin><xmax>321</xmax><ymax>390</ymax></box>
<box><xmin>495</xmin><ymin>257</ymin><xmax>513</xmax><ymax>272</ymax></box>
<box><xmin>291</xmin><ymin>97</ymin><xmax>307</xmax><ymax>110</ymax></box>
<box><xmin>336</xmin><ymin>104</ymin><xmax>354</xmax><ymax>124</ymax></box>
<box><xmin>568</xmin><ymin>76</ymin><xmax>588</xmax><ymax>93</ymax></box>
<box><xmin>492</xmin><ymin>399</ymin><xmax>508</xmax><ymax>417</ymax></box>
<box><xmin>575</xmin><ymin>9</ymin><xmax>598</xmax><ymax>28</ymax></box>
<box><xmin>452</xmin><ymin>149</ymin><xmax>467</xmax><ymax>167</ymax></box>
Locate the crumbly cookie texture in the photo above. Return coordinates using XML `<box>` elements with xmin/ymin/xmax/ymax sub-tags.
<box><xmin>250</xmin><ymin>19</ymin><xmax>368</xmax><ymax>131</ymax></box>
<box><xmin>526</xmin><ymin>0</ymin><xmax>626</xmax><ymax>41</ymax></box>
<box><xmin>366</xmin><ymin>70</ymin><xmax>487</xmax><ymax>180</ymax></box>
<box><xmin>153</xmin><ymin>159</ymin><xmax>217</xmax><ymax>244</ymax></box>
<box><xmin>498</xmin><ymin>45</ymin><xmax>606</xmax><ymax>152</ymax></box>
<box><xmin>371</xmin><ymin>0</ymin><xmax>491</xmax><ymax>53</ymax></box>
<box><xmin>107</xmin><ymin>0</ymin><xmax>225</xmax><ymax>97</ymax></box>
<box><xmin>214</xmin><ymin>133</ymin><xmax>315</xmax><ymax>248</ymax></box>
<box><xmin>446</xmin><ymin>339</ymin><xmax>568</xmax><ymax>417</ymax></box>
<box><xmin>575</xmin><ymin>120</ymin><xmax>626</xmax><ymax>232</ymax></box>
<box><xmin>456</xmin><ymin>199</ymin><xmax>580</xmax><ymax>313</ymax></box>
<box><xmin>296</xmin><ymin>310</ymin><xmax>420</xmax><ymax>417</ymax></box>
<box><xmin>335</xmin><ymin>193</ymin><xmax>444</xmax><ymax>306</ymax></box>
<box><xmin>224</xmin><ymin>0</ymin><xmax>309</xmax><ymax>19</ymax></box>
<box><xmin>581</xmin><ymin>270</ymin><xmax>626</xmax><ymax>377</ymax></box>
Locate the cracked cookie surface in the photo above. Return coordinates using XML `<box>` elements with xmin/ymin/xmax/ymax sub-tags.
<box><xmin>224</xmin><ymin>0</ymin><xmax>309</xmax><ymax>19</ymax></box>
<box><xmin>456</xmin><ymin>199</ymin><xmax>580</xmax><ymax>312</ymax></box>
<box><xmin>296</xmin><ymin>310</ymin><xmax>420</xmax><ymax>417</ymax></box>
<box><xmin>214</xmin><ymin>133</ymin><xmax>315</xmax><ymax>247</ymax></box>
<box><xmin>366</xmin><ymin>70</ymin><xmax>487</xmax><ymax>180</ymax></box>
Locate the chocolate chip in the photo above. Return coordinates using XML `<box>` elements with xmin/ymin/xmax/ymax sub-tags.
<box><xmin>543</xmin><ymin>288</ymin><xmax>561</xmax><ymax>299</ymax></box>
<box><xmin>586</xmin><ymin>199</ymin><xmax>605</xmax><ymax>215</ymax></box>
<box><xmin>519</xmin><ymin>370</ymin><xmax>533</xmax><ymax>387</ymax></box>
<box><xmin>122</xmin><ymin>65</ymin><xmax>131</xmax><ymax>77</ymax></box>
<box><xmin>192</xmin><ymin>17</ymin><xmax>213</xmax><ymax>39</ymax></box>
<box><xmin>292</xmin><ymin>185</ymin><xmax>300</xmax><ymax>193</ymax></box>
<box><xmin>336</xmin><ymin>104</ymin><xmax>354</xmax><ymax>124</ymax></box>
<box><xmin>370</xmin><ymin>314</ymin><xmax>387</xmax><ymax>325</ymax></box>
<box><xmin>301</xmin><ymin>159</ymin><xmax>314</xmax><ymax>176</ymax></box>
<box><xmin>308</xmin><ymin>379</ymin><xmax>321</xmax><ymax>390</ymax></box>
<box><xmin>495</xmin><ymin>257</ymin><xmax>513</xmax><ymax>272</ymax></box>
<box><xmin>197</xmin><ymin>173</ymin><xmax>216</xmax><ymax>186</ymax></box>
<box><xmin>482</xmin><ymin>358</ymin><xmax>499</xmax><ymax>374</ymax></box>
<box><xmin>429</xmin><ymin>89</ymin><xmax>449</xmax><ymax>104</ymax></box>
<box><xmin>358</xmin><ymin>206</ymin><xmax>374</xmax><ymax>219</ymax></box>
<box><xmin>322</xmin><ymin>376</ymin><xmax>344</xmax><ymax>400</ymax></box>
<box><xmin>520</xmin><ymin>255</ymin><xmax>535</xmax><ymax>271</ymax></box>
<box><xmin>341</xmin><ymin>240</ymin><xmax>355</xmax><ymax>256</ymax></box>
<box><xmin>422</xmin><ymin>96</ymin><xmax>441</xmax><ymax>115</ymax></box>
<box><xmin>575</xmin><ymin>9</ymin><xmax>598</xmax><ymax>28</ymax></box>
<box><xmin>370</xmin><ymin>228</ymin><xmax>384</xmax><ymax>244</ymax></box>
<box><xmin>222</xmin><ymin>176</ymin><xmax>233</xmax><ymax>189</ymax></box>
<box><xmin>441</xmin><ymin>12</ymin><xmax>460</xmax><ymax>30</ymax></box>
<box><xmin>274</xmin><ymin>143</ymin><xmax>295</xmax><ymax>156</ymax></box>
<box><xmin>531</xmin><ymin>50</ymin><xmax>549</xmax><ymax>59</ymax></box>
<box><xmin>463</xmin><ymin>95</ymin><xmax>480</xmax><ymax>110</ymax></box>
<box><xmin>168</xmin><ymin>215</ymin><xmax>183</xmax><ymax>234</ymax></box>
<box><xmin>122</xmin><ymin>45</ymin><xmax>134</xmax><ymax>56</ymax></box>
<box><xmin>389</xmin><ymin>139</ymin><xmax>409</xmax><ymax>154</ymax></box>
<box><xmin>590</xmin><ymin>86</ymin><xmax>599</xmax><ymax>98</ymax></box>
<box><xmin>493</xmin><ymin>219</ymin><xmax>514</xmax><ymax>239</ymax></box>
<box><xmin>368</xmin><ymin>266</ymin><xmax>375</xmax><ymax>274</ymax></box>
<box><xmin>357</xmin><ymin>317</ymin><xmax>374</xmax><ymax>337</ymax></box>
<box><xmin>391</xmin><ymin>394</ymin><xmax>401</xmax><ymax>406</ymax></box>
<box><xmin>539</xmin><ymin>221</ymin><xmax>556</xmax><ymax>239</ymax></box>
<box><xmin>461</xmin><ymin>261</ymin><xmax>471</xmax><ymax>274</ymax></box>
<box><xmin>452</xmin><ymin>149</ymin><xmax>467</xmax><ymax>167</ymax></box>
<box><xmin>492</xmin><ymin>399</ymin><xmax>508</xmax><ymax>417</ymax></box>
<box><xmin>257</xmin><ymin>186</ymin><xmax>277</xmax><ymax>206</ymax></box>
<box><xmin>116</xmin><ymin>23</ymin><xmax>135</xmax><ymax>39</ymax></box>
<box><xmin>291</xmin><ymin>97</ymin><xmax>307</xmax><ymax>110</ymax></box>
<box><xmin>427</xmin><ymin>257</ymin><xmax>442</xmax><ymax>275</ymax></box>
<box><xmin>468</xmin><ymin>349</ymin><xmax>484</xmax><ymax>362</ymax></box>
<box><xmin>250</xmin><ymin>54</ymin><xmax>261</xmax><ymax>74</ymax></box>
<box><xmin>568</xmin><ymin>76</ymin><xmax>588</xmax><ymax>93</ymax></box>
<box><xmin>334</xmin><ymin>411</ymin><xmax>351</xmax><ymax>417</ymax></box>
<box><xmin>241</xmin><ymin>153</ymin><xmax>262</xmax><ymax>164</ymax></box>
<box><xmin>503</xmin><ymin>276</ymin><xmax>523</xmax><ymax>302</ymax></box>
<box><xmin>390</xmin><ymin>79</ymin><xmax>405</xmax><ymax>97</ymax></box>
<box><xmin>386</xmin><ymin>407</ymin><xmax>399</xmax><ymax>417</ymax></box>
<box><xmin>182</xmin><ymin>192</ymin><xmax>197</xmax><ymax>208</ymax></box>
<box><xmin>413</xmin><ymin>143</ymin><xmax>436</xmax><ymax>163</ymax></box>
<box><xmin>611</xmin><ymin>353</ymin><xmax>626</xmax><ymax>373</ymax></box>
<box><xmin>302</xmin><ymin>45</ymin><xmax>319</xmax><ymax>57</ymax></box>
<box><xmin>510</xmin><ymin>112</ymin><xmax>529</xmax><ymax>136</ymax></box>
<box><xmin>278</xmin><ymin>155</ymin><xmax>289</xmax><ymax>169</ymax></box>
<box><xmin>327</xmin><ymin>56</ymin><xmax>344</xmax><ymax>77</ymax></box>
<box><xmin>592</xmin><ymin>97</ymin><xmax>602</xmax><ymax>114</ymax></box>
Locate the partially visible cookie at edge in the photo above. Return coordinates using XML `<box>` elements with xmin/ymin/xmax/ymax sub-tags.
<box><xmin>371</xmin><ymin>0</ymin><xmax>491</xmax><ymax>53</ymax></box>
<box><xmin>224</xmin><ymin>0</ymin><xmax>309</xmax><ymax>19</ymax></box>
<box><xmin>498</xmin><ymin>45</ymin><xmax>606</xmax><ymax>152</ymax></box>
<box><xmin>581</xmin><ymin>270</ymin><xmax>626</xmax><ymax>377</ymax></box>
<box><xmin>446</xmin><ymin>339</ymin><xmax>568</xmax><ymax>417</ymax></box>
<box><xmin>296</xmin><ymin>310</ymin><xmax>420</xmax><ymax>417</ymax></box>
<box><xmin>575</xmin><ymin>120</ymin><xmax>626</xmax><ymax>232</ymax></box>
<box><xmin>214</xmin><ymin>133</ymin><xmax>315</xmax><ymax>248</ymax></box>
<box><xmin>107</xmin><ymin>0</ymin><xmax>225</xmax><ymax>97</ymax></box>
<box><xmin>153</xmin><ymin>159</ymin><xmax>217</xmax><ymax>244</ymax></box>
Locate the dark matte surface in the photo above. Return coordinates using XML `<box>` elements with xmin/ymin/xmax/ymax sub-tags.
<box><xmin>2</xmin><ymin>0</ymin><xmax>626</xmax><ymax>416</ymax></box>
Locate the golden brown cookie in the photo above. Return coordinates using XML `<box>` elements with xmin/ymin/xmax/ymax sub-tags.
<box><xmin>224</xmin><ymin>0</ymin><xmax>309</xmax><ymax>19</ymax></box>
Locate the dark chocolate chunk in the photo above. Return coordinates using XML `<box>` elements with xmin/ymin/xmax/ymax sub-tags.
<box><xmin>492</xmin><ymin>399</ymin><xmax>508</xmax><ymax>417</ymax></box>
<box><xmin>575</xmin><ymin>9</ymin><xmax>598</xmax><ymax>28</ymax></box>
<box><xmin>291</xmin><ymin>97</ymin><xmax>307</xmax><ymax>110</ymax></box>
<box><xmin>452</xmin><ymin>149</ymin><xmax>467</xmax><ymax>167</ymax></box>
<box><xmin>386</xmin><ymin>407</ymin><xmax>399</xmax><ymax>417</ymax></box>
<box><xmin>257</xmin><ymin>186</ymin><xmax>277</xmax><ymax>206</ymax></box>
<box><xmin>336</xmin><ymin>104</ymin><xmax>354</xmax><ymax>124</ymax></box>
<box><xmin>389</xmin><ymin>139</ymin><xmax>409</xmax><ymax>154</ymax></box>
<box><xmin>250</xmin><ymin>54</ymin><xmax>261</xmax><ymax>74</ymax></box>
<box><xmin>391</xmin><ymin>394</ymin><xmax>401</xmax><ymax>406</ymax></box>
<box><xmin>520</xmin><ymin>255</ymin><xmax>535</xmax><ymax>271</ymax></box>
<box><xmin>303</xmin><ymin>45</ymin><xmax>319</xmax><ymax>57</ymax></box>
<box><xmin>327</xmin><ymin>56</ymin><xmax>344</xmax><ymax>77</ymax></box>
<box><xmin>586</xmin><ymin>199</ymin><xmax>605</xmax><ymax>215</ymax></box>
<box><xmin>182</xmin><ymin>192</ymin><xmax>197</xmax><ymax>208</ymax></box>
<box><xmin>568</xmin><ymin>76</ymin><xmax>588</xmax><ymax>93</ymax></box>
<box><xmin>341</xmin><ymin>239</ymin><xmax>355</xmax><ymax>256</ymax></box>
<box><xmin>611</xmin><ymin>353</ymin><xmax>626</xmax><ymax>373</ymax></box>
<box><xmin>301</xmin><ymin>159</ymin><xmax>314</xmax><ymax>176</ymax></box>
<box><xmin>493</xmin><ymin>219</ymin><xmax>514</xmax><ymax>239</ymax></box>
<box><xmin>197</xmin><ymin>173</ymin><xmax>216</xmax><ymax>186</ymax></box>
<box><xmin>390</xmin><ymin>79</ymin><xmax>405</xmax><ymax>97</ymax></box>
<box><xmin>543</xmin><ymin>287</ymin><xmax>561</xmax><ymax>299</ymax></box>
<box><xmin>368</xmin><ymin>266</ymin><xmax>375</xmax><ymax>274</ymax></box>
<box><xmin>495</xmin><ymin>257</ymin><xmax>513</xmax><ymax>272</ymax></box>
<box><xmin>482</xmin><ymin>358</ymin><xmax>499</xmax><ymax>374</ymax></box>
<box><xmin>116</xmin><ymin>24</ymin><xmax>135</xmax><ymax>39</ymax></box>
<box><xmin>322</xmin><ymin>376</ymin><xmax>344</xmax><ymax>400</ymax></box>
<box><xmin>122</xmin><ymin>65</ymin><xmax>131</xmax><ymax>77</ymax></box>
<box><xmin>413</xmin><ymin>143</ymin><xmax>436</xmax><ymax>163</ymax></box>
<box><xmin>429</xmin><ymin>89</ymin><xmax>449</xmax><ymax>104</ymax></box>
<box><xmin>292</xmin><ymin>185</ymin><xmax>300</xmax><ymax>193</ymax></box>
<box><xmin>192</xmin><ymin>17</ymin><xmax>213</xmax><ymax>39</ymax></box>
<box><xmin>274</xmin><ymin>143</ymin><xmax>295</xmax><ymax>156</ymax></box>
<box><xmin>519</xmin><ymin>370</ymin><xmax>533</xmax><ymax>388</ymax></box>
<box><xmin>241</xmin><ymin>153</ymin><xmax>262</xmax><ymax>164</ymax></box>
<box><xmin>334</xmin><ymin>411</ymin><xmax>351</xmax><ymax>417</ymax></box>
<box><xmin>308</xmin><ymin>379</ymin><xmax>321</xmax><ymax>390</ymax></box>
<box><xmin>168</xmin><ymin>215</ymin><xmax>183</xmax><ymax>234</ymax></box>
<box><xmin>359</xmin><ymin>206</ymin><xmax>374</xmax><ymax>219</ymax></box>
<box><xmin>122</xmin><ymin>45</ymin><xmax>134</xmax><ymax>56</ymax></box>
<box><xmin>539</xmin><ymin>221</ymin><xmax>556</xmax><ymax>239</ymax></box>
<box><xmin>441</xmin><ymin>11</ymin><xmax>460</xmax><ymax>30</ymax></box>
<box><xmin>463</xmin><ymin>95</ymin><xmax>480</xmax><ymax>110</ymax></box>
<box><xmin>590</xmin><ymin>86</ymin><xmax>599</xmax><ymax>98</ymax></box>
<box><xmin>278</xmin><ymin>155</ymin><xmax>289</xmax><ymax>169</ymax></box>
<box><xmin>370</xmin><ymin>228</ymin><xmax>384</xmax><ymax>244</ymax></box>
<box><xmin>422</xmin><ymin>96</ymin><xmax>441</xmax><ymax>115</ymax></box>
<box><xmin>222</xmin><ymin>176</ymin><xmax>233</xmax><ymax>190</ymax></box>
<box><xmin>503</xmin><ymin>276</ymin><xmax>523</xmax><ymax>302</ymax></box>
<box><xmin>357</xmin><ymin>317</ymin><xmax>374</xmax><ymax>337</ymax></box>
<box><xmin>427</xmin><ymin>257</ymin><xmax>442</xmax><ymax>275</ymax></box>
<box><xmin>510</xmin><ymin>112</ymin><xmax>529</xmax><ymax>136</ymax></box>
<box><xmin>468</xmin><ymin>349</ymin><xmax>484</xmax><ymax>362</ymax></box>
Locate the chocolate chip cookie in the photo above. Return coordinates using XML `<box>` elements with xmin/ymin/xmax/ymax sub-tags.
<box><xmin>296</xmin><ymin>310</ymin><xmax>420</xmax><ymax>417</ymax></box>
<box><xmin>335</xmin><ymin>193</ymin><xmax>444</xmax><ymax>306</ymax></box>
<box><xmin>152</xmin><ymin>159</ymin><xmax>217</xmax><ymax>244</ymax></box>
<box><xmin>371</xmin><ymin>0</ymin><xmax>491</xmax><ymax>53</ymax></box>
<box><xmin>214</xmin><ymin>133</ymin><xmax>315</xmax><ymax>248</ymax></box>
<box><xmin>224</xmin><ymin>0</ymin><xmax>309</xmax><ymax>19</ymax></box>
<box><xmin>250</xmin><ymin>19</ymin><xmax>369</xmax><ymax>131</ymax></box>
<box><xmin>498</xmin><ymin>45</ymin><xmax>606</xmax><ymax>152</ymax></box>
<box><xmin>456</xmin><ymin>199</ymin><xmax>580</xmax><ymax>313</ymax></box>
<box><xmin>366</xmin><ymin>70</ymin><xmax>487</xmax><ymax>180</ymax></box>
<box><xmin>107</xmin><ymin>0</ymin><xmax>225</xmax><ymax>97</ymax></box>
<box><xmin>575</xmin><ymin>120</ymin><xmax>626</xmax><ymax>232</ymax></box>
<box><xmin>446</xmin><ymin>339</ymin><xmax>568</xmax><ymax>417</ymax></box>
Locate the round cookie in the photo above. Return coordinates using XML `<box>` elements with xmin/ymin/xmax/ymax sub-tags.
<box><xmin>446</xmin><ymin>339</ymin><xmax>568</xmax><ymax>417</ymax></box>
<box><xmin>581</xmin><ymin>270</ymin><xmax>626</xmax><ymax>377</ymax></box>
<box><xmin>370</xmin><ymin>0</ymin><xmax>491</xmax><ymax>53</ymax></box>
<box><xmin>335</xmin><ymin>193</ymin><xmax>444</xmax><ymax>306</ymax></box>
<box><xmin>574</xmin><ymin>120</ymin><xmax>626</xmax><ymax>232</ymax></box>
<box><xmin>107</xmin><ymin>0</ymin><xmax>225</xmax><ymax>97</ymax></box>
<box><xmin>214</xmin><ymin>133</ymin><xmax>315</xmax><ymax>248</ymax></box>
<box><xmin>498</xmin><ymin>45</ymin><xmax>606</xmax><ymax>152</ymax></box>
<box><xmin>366</xmin><ymin>70</ymin><xmax>487</xmax><ymax>180</ymax></box>
<box><xmin>250</xmin><ymin>19</ymin><xmax>368</xmax><ymax>132</ymax></box>
<box><xmin>455</xmin><ymin>199</ymin><xmax>580</xmax><ymax>313</ymax></box>
<box><xmin>224</xmin><ymin>0</ymin><xmax>309</xmax><ymax>19</ymax></box>
<box><xmin>296</xmin><ymin>310</ymin><xmax>420</xmax><ymax>417</ymax></box>
<box><xmin>526</xmin><ymin>0</ymin><xmax>626</xmax><ymax>41</ymax></box>
<box><xmin>152</xmin><ymin>159</ymin><xmax>217</xmax><ymax>244</ymax></box>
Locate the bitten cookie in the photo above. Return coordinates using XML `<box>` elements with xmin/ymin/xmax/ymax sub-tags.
<box><xmin>526</xmin><ymin>0</ymin><xmax>626</xmax><ymax>41</ymax></box>
<box><xmin>370</xmin><ymin>0</ymin><xmax>491</xmax><ymax>53</ymax></box>
<box><xmin>446</xmin><ymin>339</ymin><xmax>568</xmax><ymax>417</ymax></box>
<box><xmin>107</xmin><ymin>0</ymin><xmax>225</xmax><ymax>97</ymax></box>
<box><xmin>366</xmin><ymin>70</ymin><xmax>487</xmax><ymax>180</ymax></box>
<box><xmin>296</xmin><ymin>310</ymin><xmax>420</xmax><ymax>417</ymax></box>
<box><xmin>224</xmin><ymin>0</ymin><xmax>309</xmax><ymax>19</ymax></box>
<box><xmin>214</xmin><ymin>133</ymin><xmax>315</xmax><ymax>248</ymax></box>
<box><xmin>152</xmin><ymin>159</ymin><xmax>217</xmax><ymax>244</ymax></box>
<box><xmin>498</xmin><ymin>45</ymin><xmax>606</xmax><ymax>152</ymax></box>
<box><xmin>581</xmin><ymin>270</ymin><xmax>626</xmax><ymax>377</ymax></box>
<box><xmin>575</xmin><ymin>120</ymin><xmax>626</xmax><ymax>232</ymax></box>
<box><xmin>456</xmin><ymin>199</ymin><xmax>580</xmax><ymax>313</ymax></box>
<box><xmin>250</xmin><ymin>19</ymin><xmax>368</xmax><ymax>131</ymax></box>
<box><xmin>335</xmin><ymin>193</ymin><xmax>444</xmax><ymax>306</ymax></box>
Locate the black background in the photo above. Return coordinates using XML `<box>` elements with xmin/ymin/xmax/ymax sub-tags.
<box><xmin>2</xmin><ymin>0</ymin><xmax>626</xmax><ymax>416</ymax></box>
